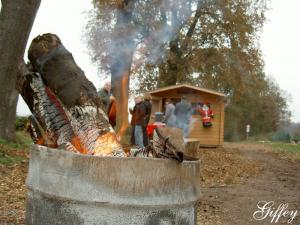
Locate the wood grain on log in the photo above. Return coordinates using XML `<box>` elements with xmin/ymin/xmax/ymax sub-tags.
<box><xmin>152</xmin><ymin>127</ymin><xmax>185</xmax><ymax>162</ymax></box>
<box><xmin>18</xmin><ymin>33</ymin><xmax>186</xmax><ymax>160</ymax></box>
<box><xmin>16</xmin><ymin>65</ymin><xmax>84</xmax><ymax>153</ymax></box>
<box><xmin>23</xmin><ymin>33</ymin><xmax>125</xmax><ymax>156</ymax></box>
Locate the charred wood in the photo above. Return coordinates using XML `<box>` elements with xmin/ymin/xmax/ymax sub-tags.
<box><xmin>133</xmin><ymin>127</ymin><xmax>186</xmax><ymax>162</ymax></box>
<box><xmin>16</xmin><ymin>64</ymin><xmax>83</xmax><ymax>152</ymax></box>
<box><xmin>27</xmin><ymin>33</ymin><xmax>124</xmax><ymax>156</ymax></box>
<box><xmin>153</xmin><ymin>127</ymin><xmax>184</xmax><ymax>162</ymax></box>
<box><xmin>18</xmin><ymin>34</ymin><xmax>186</xmax><ymax>160</ymax></box>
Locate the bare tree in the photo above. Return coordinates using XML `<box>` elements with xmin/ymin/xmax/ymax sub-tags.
<box><xmin>0</xmin><ymin>0</ymin><xmax>41</xmax><ymax>140</ymax></box>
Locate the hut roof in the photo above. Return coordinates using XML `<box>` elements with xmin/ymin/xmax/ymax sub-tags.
<box><xmin>149</xmin><ymin>84</ymin><xmax>226</xmax><ymax>97</ymax></box>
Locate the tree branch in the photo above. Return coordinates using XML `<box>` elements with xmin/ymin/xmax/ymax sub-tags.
<box><xmin>181</xmin><ymin>0</ymin><xmax>204</xmax><ymax>52</ymax></box>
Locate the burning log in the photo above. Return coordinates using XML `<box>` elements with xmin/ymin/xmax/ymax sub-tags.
<box><xmin>134</xmin><ymin>127</ymin><xmax>186</xmax><ymax>162</ymax></box>
<box><xmin>17</xmin><ymin>33</ymin><xmax>125</xmax><ymax>156</ymax></box>
<box><xmin>153</xmin><ymin>127</ymin><xmax>185</xmax><ymax>162</ymax></box>
<box><xmin>17</xmin><ymin>62</ymin><xmax>82</xmax><ymax>152</ymax></box>
<box><xmin>17</xmin><ymin>33</ymin><xmax>190</xmax><ymax>161</ymax></box>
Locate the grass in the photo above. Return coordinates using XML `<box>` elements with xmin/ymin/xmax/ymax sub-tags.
<box><xmin>267</xmin><ymin>142</ymin><xmax>300</xmax><ymax>154</ymax></box>
<box><xmin>257</xmin><ymin>141</ymin><xmax>300</xmax><ymax>161</ymax></box>
<box><xmin>0</xmin><ymin>155</ymin><xmax>25</xmax><ymax>165</ymax></box>
<box><xmin>0</xmin><ymin>131</ymin><xmax>32</xmax><ymax>150</ymax></box>
<box><xmin>238</xmin><ymin>138</ymin><xmax>300</xmax><ymax>161</ymax></box>
<box><xmin>0</xmin><ymin>131</ymin><xmax>32</xmax><ymax>166</ymax></box>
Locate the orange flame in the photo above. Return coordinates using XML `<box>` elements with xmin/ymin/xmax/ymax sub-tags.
<box><xmin>35</xmin><ymin>137</ymin><xmax>45</xmax><ymax>145</ymax></box>
<box><xmin>71</xmin><ymin>137</ymin><xmax>88</xmax><ymax>154</ymax></box>
<box><xmin>93</xmin><ymin>132</ymin><xmax>122</xmax><ymax>156</ymax></box>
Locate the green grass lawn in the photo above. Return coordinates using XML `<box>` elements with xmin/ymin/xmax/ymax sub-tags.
<box><xmin>0</xmin><ymin>154</ymin><xmax>25</xmax><ymax>165</ymax></box>
<box><xmin>267</xmin><ymin>142</ymin><xmax>300</xmax><ymax>154</ymax></box>
<box><xmin>0</xmin><ymin>131</ymin><xmax>32</xmax><ymax>166</ymax></box>
<box><xmin>0</xmin><ymin>131</ymin><xmax>32</xmax><ymax>149</ymax></box>
<box><xmin>258</xmin><ymin>141</ymin><xmax>300</xmax><ymax>161</ymax></box>
<box><xmin>239</xmin><ymin>139</ymin><xmax>300</xmax><ymax>161</ymax></box>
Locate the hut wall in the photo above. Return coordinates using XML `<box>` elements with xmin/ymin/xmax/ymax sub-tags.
<box><xmin>150</xmin><ymin>98</ymin><xmax>162</xmax><ymax>123</ymax></box>
<box><xmin>150</xmin><ymin>88</ymin><xmax>224</xmax><ymax>146</ymax></box>
<box><xmin>188</xmin><ymin>98</ymin><xmax>224</xmax><ymax>146</ymax></box>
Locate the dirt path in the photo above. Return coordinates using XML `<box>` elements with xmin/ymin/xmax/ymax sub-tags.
<box><xmin>197</xmin><ymin>143</ymin><xmax>300</xmax><ymax>225</ymax></box>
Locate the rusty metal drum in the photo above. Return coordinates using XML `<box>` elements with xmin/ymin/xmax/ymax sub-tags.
<box><xmin>25</xmin><ymin>145</ymin><xmax>201</xmax><ymax>225</ymax></box>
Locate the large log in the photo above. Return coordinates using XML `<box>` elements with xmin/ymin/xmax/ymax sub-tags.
<box><xmin>19</xmin><ymin>33</ymin><xmax>188</xmax><ymax>161</ymax></box>
<box><xmin>23</xmin><ymin>33</ymin><xmax>124</xmax><ymax>156</ymax></box>
<box><xmin>17</xmin><ymin>62</ymin><xmax>85</xmax><ymax>153</ymax></box>
<box><xmin>133</xmin><ymin>127</ymin><xmax>186</xmax><ymax>162</ymax></box>
<box><xmin>153</xmin><ymin>127</ymin><xmax>185</xmax><ymax>162</ymax></box>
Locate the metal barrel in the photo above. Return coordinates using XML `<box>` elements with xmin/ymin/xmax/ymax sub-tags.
<box><xmin>25</xmin><ymin>144</ymin><xmax>201</xmax><ymax>225</ymax></box>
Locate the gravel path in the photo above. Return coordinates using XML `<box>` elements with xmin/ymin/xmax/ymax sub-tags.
<box><xmin>197</xmin><ymin>143</ymin><xmax>300</xmax><ymax>225</ymax></box>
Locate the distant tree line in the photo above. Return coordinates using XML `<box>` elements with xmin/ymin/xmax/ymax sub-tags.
<box><xmin>85</xmin><ymin>0</ymin><xmax>290</xmax><ymax>140</ymax></box>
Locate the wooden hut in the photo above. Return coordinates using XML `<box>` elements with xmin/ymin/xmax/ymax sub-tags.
<box><xmin>148</xmin><ymin>84</ymin><xmax>226</xmax><ymax>147</ymax></box>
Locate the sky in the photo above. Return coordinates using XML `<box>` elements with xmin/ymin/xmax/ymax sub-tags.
<box><xmin>14</xmin><ymin>0</ymin><xmax>300</xmax><ymax>123</ymax></box>
<box><xmin>260</xmin><ymin>0</ymin><xmax>300</xmax><ymax>122</ymax></box>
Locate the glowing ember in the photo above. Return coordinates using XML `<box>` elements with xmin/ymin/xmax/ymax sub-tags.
<box><xmin>71</xmin><ymin>137</ymin><xmax>88</xmax><ymax>154</ymax></box>
<box><xmin>93</xmin><ymin>132</ymin><xmax>122</xmax><ymax>156</ymax></box>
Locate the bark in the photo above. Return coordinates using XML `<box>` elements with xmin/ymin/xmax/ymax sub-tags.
<box><xmin>153</xmin><ymin>127</ymin><xmax>184</xmax><ymax>162</ymax></box>
<box><xmin>18</xmin><ymin>36</ymin><xmax>186</xmax><ymax>160</ymax></box>
<box><xmin>157</xmin><ymin>38</ymin><xmax>181</xmax><ymax>87</ymax></box>
<box><xmin>16</xmin><ymin>62</ymin><xmax>82</xmax><ymax>152</ymax></box>
<box><xmin>27</xmin><ymin>34</ymin><xmax>124</xmax><ymax>156</ymax></box>
<box><xmin>133</xmin><ymin>126</ymin><xmax>191</xmax><ymax>162</ymax></box>
<box><xmin>0</xmin><ymin>0</ymin><xmax>41</xmax><ymax>140</ymax></box>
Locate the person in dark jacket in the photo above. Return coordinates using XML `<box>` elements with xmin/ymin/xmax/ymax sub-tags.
<box><xmin>142</xmin><ymin>94</ymin><xmax>152</xmax><ymax>146</ymax></box>
<box><xmin>130</xmin><ymin>96</ymin><xmax>146</xmax><ymax>148</ymax></box>
<box><xmin>174</xmin><ymin>96</ymin><xmax>192</xmax><ymax>138</ymax></box>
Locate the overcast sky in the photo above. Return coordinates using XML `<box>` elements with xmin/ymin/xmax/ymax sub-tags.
<box><xmin>14</xmin><ymin>0</ymin><xmax>300</xmax><ymax>122</ymax></box>
<box><xmin>260</xmin><ymin>0</ymin><xmax>300</xmax><ymax>122</ymax></box>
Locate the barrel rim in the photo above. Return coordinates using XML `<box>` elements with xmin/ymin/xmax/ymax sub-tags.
<box><xmin>27</xmin><ymin>144</ymin><xmax>202</xmax><ymax>206</ymax></box>
<box><xmin>31</xmin><ymin>144</ymin><xmax>200</xmax><ymax>163</ymax></box>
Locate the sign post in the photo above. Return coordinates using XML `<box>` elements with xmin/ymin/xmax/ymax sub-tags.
<box><xmin>246</xmin><ymin>124</ymin><xmax>250</xmax><ymax>140</ymax></box>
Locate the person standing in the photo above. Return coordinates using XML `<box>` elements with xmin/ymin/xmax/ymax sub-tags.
<box><xmin>142</xmin><ymin>94</ymin><xmax>152</xmax><ymax>146</ymax></box>
<box><xmin>163</xmin><ymin>99</ymin><xmax>176</xmax><ymax>127</ymax></box>
<box><xmin>130</xmin><ymin>96</ymin><xmax>146</xmax><ymax>148</ymax></box>
<box><xmin>174</xmin><ymin>96</ymin><xmax>192</xmax><ymax>138</ymax></box>
<box><xmin>98</xmin><ymin>81</ymin><xmax>115</xmax><ymax>114</ymax></box>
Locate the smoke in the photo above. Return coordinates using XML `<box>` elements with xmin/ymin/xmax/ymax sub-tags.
<box><xmin>281</xmin><ymin>122</ymin><xmax>300</xmax><ymax>138</ymax></box>
<box><xmin>173</xmin><ymin>98</ymin><xmax>195</xmax><ymax>138</ymax></box>
<box><xmin>86</xmin><ymin>0</ymin><xmax>201</xmax><ymax>75</ymax></box>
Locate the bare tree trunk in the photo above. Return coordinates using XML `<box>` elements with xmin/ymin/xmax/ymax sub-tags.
<box><xmin>157</xmin><ymin>9</ymin><xmax>182</xmax><ymax>88</ymax></box>
<box><xmin>157</xmin><ymin>39</ymin><xmax>180</xmax><ymax>87</ymax></box>
<box><xmin>110</xmin><ymin>52</ymin><xmax>133</xmax><ymax>138</ymax></box>
<box><xmin>0</xmin><ymin>0</ymin><xmax>41</xmax><ymax>140</ymax></box>
<box><xmin>110</xmin><ymin>0</ymin><xmax>135</xmax><ymax>140</ymax></box>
